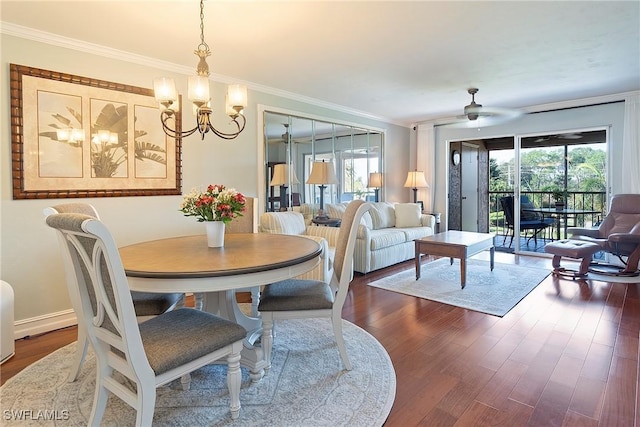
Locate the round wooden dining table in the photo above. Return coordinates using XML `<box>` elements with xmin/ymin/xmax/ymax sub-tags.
<box><xmin>119</xmin><ymin>233</ymin><xmax>322</xmax><ymax>381</ymax></box>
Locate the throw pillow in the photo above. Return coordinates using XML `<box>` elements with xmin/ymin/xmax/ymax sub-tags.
<box><xmin>326</xmin><ymin>203</ymin><xmax>348</xmax><ymax>220</ymax></box>
<box><xmin>370</xmin><ymin>202</ymin><xmax>396</xmax><ymax>229</ymax></box>
<box><xmin>394</xmin><ymin>203</ymin><xmax>422</xmax><ymax>227</ymax></box>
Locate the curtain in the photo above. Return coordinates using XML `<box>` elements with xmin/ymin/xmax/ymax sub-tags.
<box><xmin>621</xmin><ymin>93</ymin><xmax>640</xmax><ymax>194</ymax></box>
<box><xmin>416</xmin><ymin>123</ymin><xmax>435</xmax><ymax>212</ymax></box>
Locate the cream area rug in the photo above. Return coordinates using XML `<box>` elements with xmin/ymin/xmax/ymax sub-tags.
<box><xmin>368</xmin><ymin>258</ymin><xmax>550</xmax><ymax>317</ymax></box>
<box><xmin>0</xmin><ymin>318</ymin><xmax>395</xmax><ymax>426</ymax></box>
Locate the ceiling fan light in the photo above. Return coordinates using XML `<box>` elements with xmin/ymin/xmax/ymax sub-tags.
<box><xmin>464</xmin><ymin>100</ymin><xmax>482</xmax><ymax>121</ymax></box>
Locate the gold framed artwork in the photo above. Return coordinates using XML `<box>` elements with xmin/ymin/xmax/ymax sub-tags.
<box><xmin>10</xmin><ymin>64</ymin><xmax>182</xmax><ymax>199</ymax></box>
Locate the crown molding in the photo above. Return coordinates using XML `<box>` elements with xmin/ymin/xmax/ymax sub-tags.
<box><xmin>2</xmin><ymin>22</ymin><xmax>403</xmax><ymax>127</ymax></box>
<box><xmin>521</xmin><ymin>90</ymin><xmax>638</xmax><ymax>114</ymax></box>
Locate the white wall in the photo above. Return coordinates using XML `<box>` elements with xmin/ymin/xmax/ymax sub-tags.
<box><xmin>428</xmin><ymin>102</ymin><xmax>628</xmax><ymax>229</ymax></box>
<box><xmin>0</xmin><ymin>33</ymin><xmax>410</xmax><ymax>336</ymax></box>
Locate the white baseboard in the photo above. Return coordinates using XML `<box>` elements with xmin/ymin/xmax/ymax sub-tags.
<box><xmin>14</xmin><ymin>309</ymin><xmax>78</xmax><ymax>340</ymax></box>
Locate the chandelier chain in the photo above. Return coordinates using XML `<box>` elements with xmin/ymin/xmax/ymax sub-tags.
<box><xmin>197</xmin><ymin>0</ymin><xmax>209</xmax><ymax>55</ymax></box>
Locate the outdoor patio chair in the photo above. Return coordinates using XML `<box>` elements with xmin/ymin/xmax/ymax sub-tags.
<box><xmin>500</xmin><ymin>195</ymin><xmax>553</xmax><ymax>249</ymax></box>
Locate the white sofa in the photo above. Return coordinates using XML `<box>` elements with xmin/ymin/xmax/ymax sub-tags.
<box><xmin>326</xmin><ymin>202</ymin><xmax>436</xmax><ymax>274</ymax></box>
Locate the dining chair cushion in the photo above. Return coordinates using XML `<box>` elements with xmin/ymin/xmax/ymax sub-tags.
<box><xmin>132</xmin><ymin>292</ymin><xmax>183</xmax><ymax>317</ymax></box>
<box><xmin>139</xmin><ymin>308</ymin><xmax>246</xmax><ymax>375</ymax></box>
<box><xmin>258</xmin><ymin>279</ymin><xmax>334</xmax><ymax>311</ymax></box>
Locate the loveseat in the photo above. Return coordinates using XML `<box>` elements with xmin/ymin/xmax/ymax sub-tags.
<box><xmin>326</xmin><ymin>202</ymin><xmax>436</xmax><ymax>274</ymax></box>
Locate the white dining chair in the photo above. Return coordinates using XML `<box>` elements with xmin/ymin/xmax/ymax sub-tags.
<box><xmin>45</xmin><ymin>212</ymin><xmax>246</xmax><ymax>424</ymax></box>
<box><xmin>258</xmin><ymin>200</ymin><xmax>372</xmax><ymax>371</ymax></box>
<box><xmin>44</xmin><ymin>203</ymin><xmax>184</xmax><ymax>383</ymax></box>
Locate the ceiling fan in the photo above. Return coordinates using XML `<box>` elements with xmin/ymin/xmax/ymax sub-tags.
<box><xmin>280</xmin><ymin>124</ymin><xmax>291</xmax><ymax>144</ymax></box>
<box><xmin>268</xmin><ymin>123</ymin><xmax>292</xmax><ymax>144</ymax></box>
<box><xmin>442</xmin><ymin>88</ymin><xmax>524</xmax><ymax>128</ymax></box>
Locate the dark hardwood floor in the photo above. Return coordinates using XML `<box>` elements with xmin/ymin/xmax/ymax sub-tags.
<box><xmin>2</xmin><ymin>253</ymin><xmax>638</xmax><ymax>426</ymax></box>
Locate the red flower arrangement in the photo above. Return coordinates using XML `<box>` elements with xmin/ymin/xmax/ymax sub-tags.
<box><xmin>180</xmin><ymin>184</ymin><xmax>246</xmax><ymax>224</ymax></box>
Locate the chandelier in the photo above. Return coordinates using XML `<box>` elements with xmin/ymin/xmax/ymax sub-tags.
<box><xmin>153</xmin><ymin>0</ymin><xmax>247</xmax><ymax>140</ymax></box>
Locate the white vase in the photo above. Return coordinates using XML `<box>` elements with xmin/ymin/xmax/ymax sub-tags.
<box><xmin>205</xmin><ymin>221</ymin><xmax>225</xmax><ymax>248</ymax></box>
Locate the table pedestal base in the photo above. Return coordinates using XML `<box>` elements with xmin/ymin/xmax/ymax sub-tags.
<box><xmin>202</xmin><ymin>290</ymin><xmax>267</xmax><ymax>382</ymax></box>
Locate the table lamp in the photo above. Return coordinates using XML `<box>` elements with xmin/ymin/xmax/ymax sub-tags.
<box><xmin>368</xmin><ymin>172</ymin><xmax>383</xmax><ymax>202</ymax></box>
<box><xmin>270</xmin><ymin>163</ymin><xmax>300</xmax><ymax>210</ymax></box>
<box><xmin>306</xmin><ymin>160</ymin><xmax>338</xmax><ymax>219</ymax></box>
<box><xmin>403</xmin><ymin>170</ymin><xmax>429</xmax><ymax>203</ymax></box>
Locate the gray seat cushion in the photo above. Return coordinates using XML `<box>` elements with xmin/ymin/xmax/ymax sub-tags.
<box><xmin>139</xmin><ymin>308</ymin><xmax>246</xmax><ymax>375</ymax></box>
<box><xmin>258</xmin><ymin>279</ymin><xmax>334</xmax><ymax>311</ymax></box>
<box><xmin>131</xmin><ymin>292</ymin><xmax>182</xmax><ymax>317</ymax></box>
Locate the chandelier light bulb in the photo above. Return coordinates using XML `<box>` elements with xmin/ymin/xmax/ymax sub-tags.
<box><xmin>56</xmin><ymin>128</ymin><xmax>85</xmax><ymax>143</ymax></box>
<box><xmin>70</xmin><ymin>129</ymin><xmax>85</xmax><ymax>142</ymax></box>
<box><xmin>188</xmin><ymin>75</ymin><xmax>210</xmax><ymax>105</ymax></box>
<box><xmin>153</xmin><ymin>78</ymin><xmax>177</xmax><ymax>105</ymax></box>
<box><xmin>98</xmin><ymin>130</ymin><xmax>111</xmax><ymax>143</ymax></box>
<box><xmin>227</xmin><ymin>84</ymin><xmax>247</xmax><ymax>109</ymax></box>
<box><xmin>56</xmin><ymin>129</ymin><xmax>70</xmax><ymax>141</ymax></box>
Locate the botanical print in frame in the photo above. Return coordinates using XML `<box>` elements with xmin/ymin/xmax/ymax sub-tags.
<box><xmin>10</xmin><ymin>64</ymin><xmax>182</xmax><ymax>199</ymax></box>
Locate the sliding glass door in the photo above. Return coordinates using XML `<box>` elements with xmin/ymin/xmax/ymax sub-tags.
<box><xmin>515</xmin><ymin>129</ymin><xmax>608</xmax><ymax>254</ymax></box>
<box><xmin>488</xmin><ymin>128</ymin><xmax>608</xmax><ymax>254</ymax></box>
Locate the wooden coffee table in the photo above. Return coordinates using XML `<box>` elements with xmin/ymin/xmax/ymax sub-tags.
<box><xmin>415</xmin><ymin>230</ymin><xmax>495</xmax><ymax>288</ymax></box>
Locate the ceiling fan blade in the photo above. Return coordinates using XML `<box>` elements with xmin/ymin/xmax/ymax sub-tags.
<box><xmin>463</xmin><ymin>106</ymin><xmax>523</xmax><ymax>118</ymax></box>
<box><xmin>439</xmin><ymin>113</ymin><xmax>524</xmax><ymax>129</ymax></box>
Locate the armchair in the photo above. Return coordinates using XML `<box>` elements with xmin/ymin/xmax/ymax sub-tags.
<box><xmin>568</xmin><ymin>193</ymin><xmax>640</xmax><ymax>276</ymax></box>
<box><xmin>259</xmin><ymin>211</ymin><xmax>339</xmax><ymax>283</ymax></box>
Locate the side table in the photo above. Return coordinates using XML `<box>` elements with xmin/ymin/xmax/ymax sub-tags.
<box><xmin>424</xmin><ymin>212</ymin><xmax>441</xmax><ymax>234</ymax></box>
<box><xmin>312</xmin><ymin>217</ymin><xmax>341</xmax><ymax>227</ymax></box>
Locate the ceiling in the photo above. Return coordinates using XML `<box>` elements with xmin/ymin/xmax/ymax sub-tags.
<box><xmin>2</xmin><ymin>1</ymin><xmax>639</xmax><ymax>127</ymax></box>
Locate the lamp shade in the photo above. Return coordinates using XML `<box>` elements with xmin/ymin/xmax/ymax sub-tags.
<box><xmin>153</xmin><ymin>77</ymin><xmax>177</xmax><ymax>104</ymax></box>
<box><xmin>306</xmin><ymin>161</ymin><xmax>338</xmax><ymax>185</ymax></box>
<box><xmin>270</xmin><ymin>164</ymin><xmax>300</xmax><ymax>186</ymax></box>
<box><xmin>368</xmin><ymin>172</ymin><xmax>383</xmax><ymax>188</ymax></box>
<box><xmin>226</xmin><ymin>84</ymin><xmax>248</xmax><ymax>109</ymax></box>
<box><xmin>403</xmin><ymin>170</ymin><xmax>429</xmax><ymax>189</ymax></box>
<box><xmin>187</xmin><ymin>75</ymin><xmax>210</xmax><ymax>105</ymax></box>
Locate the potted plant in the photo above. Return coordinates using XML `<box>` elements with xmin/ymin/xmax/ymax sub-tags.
<box><xmin>552</xmin><ymin>189</ymin><xmax>566</xmax><ymax>208</ymax></box>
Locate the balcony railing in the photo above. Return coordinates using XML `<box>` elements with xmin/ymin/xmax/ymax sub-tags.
<box><xmin>489</xmin><ymin>191</ymin><xmax>606</xmax><ymax>249</ymax></box>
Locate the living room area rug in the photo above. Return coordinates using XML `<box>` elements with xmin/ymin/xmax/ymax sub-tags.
<box><xmin>368</xmin><ymin>257</ymin><xmax>550</xmax><ymax>317</ymax></box>
<box><xmin>0</xmin><ymin>318</ymin><xmax>395</xmax><ymax>427</ymax></box>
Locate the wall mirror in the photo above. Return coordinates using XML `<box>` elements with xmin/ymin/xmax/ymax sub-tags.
<box><xmin>260</xmin><ymin>109</ymin><xmax>384</xmax><ymax>216</ymax></box>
